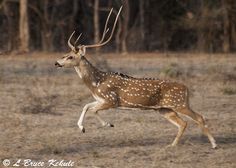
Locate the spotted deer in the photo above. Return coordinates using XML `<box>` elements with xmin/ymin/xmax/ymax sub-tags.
<box><xmin>55</xmin><ymin>6</ymin><xmax>217</xmax><ymax>148</ymax></box>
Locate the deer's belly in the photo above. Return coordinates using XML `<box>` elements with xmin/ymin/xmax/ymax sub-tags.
<box><xmin>119</xmin><ymin>96</ymin><xmax>159</xmax><ymax>108</ymax></box>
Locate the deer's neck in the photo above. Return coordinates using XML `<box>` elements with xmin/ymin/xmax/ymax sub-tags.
<box><xmin>74</xmin><ymin>56</ymin><xmax>103</xmax><ymax>91</ymax></box>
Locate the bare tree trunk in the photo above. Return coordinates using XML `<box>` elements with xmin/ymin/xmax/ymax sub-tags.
<box><xmin>231</xmin><ymin>1</ymin><xmax>236</xmax><ymax>51</ymax></box>
<box><xmin>42</xmin><ymin>0</ymin><xmax>51</xmax><ymax>51</ymax></box>
<box><xmin>144</xmin><ymin>0</ymin><xmax>150</xmax><ymax>51</ymax></box>
<box><xmin>69</xmin><ymin>0</ymin><xmax>78</xmax><ymax>31</ymax></box>
<box><xmin>40</xmin><ymin>0</ymin><xmax>55</xmax><ymax>51</ymax></box>
<box><xmin>19</xmin><ymin>0</ymin><xmax>29</xmax><ymax>53</ymax></box>
<box><xmin>121</xmin><ymin>0</ymin><xmax>129</xmax><ymax>54</ymax></box>
<box><xmin>197</xmin><ymin>0</ymin><xmax>207</xmax><ymax>52</ymax></box>
<box><xmin>115</xmin><ymin>17</ymin><xmax>122</xmax><ymax>53</ymax></box>
<box><xmin>3</xmin><ymin>1</ymin><xmax>14</xmax><ymax>51</ymax></box>
<box><xmin>94</xmin><ymin>0</ymin><xmax>100</xmax><ymax>53</ymax></box>
<box><xmin>197</xmin><ymin>30</ymin><xmax>206</xmax><ymax>52</ymax></box>
<box><xmin>231</xmin><ymin>22</ymin><xmax>236</xmax><ymax>51</ymax></box>
<box><xmin>139</xmin><ymin>0</ymin><xmax>145</xmax><ymax>51</ymax></box>
<box><xmin>222</xmin><ymin>0</ymin><xmax>231</xmax><ymax>53</ymax></box>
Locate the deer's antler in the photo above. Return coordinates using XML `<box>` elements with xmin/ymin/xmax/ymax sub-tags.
<box><xmin>67</xmin><ymin>6</ymin><xmax>123</xmax><ymax>51</ymax></box>
<box><xmin>78</xmin><ymin>6</ymin><xmax>123</xmax><ymax>49</ymax></box>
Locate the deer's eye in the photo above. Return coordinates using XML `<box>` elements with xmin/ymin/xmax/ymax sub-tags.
<box><xmin>67</xmin><ymin>56</ymin><xmax>73</xmax><ymax>60</ymax></box>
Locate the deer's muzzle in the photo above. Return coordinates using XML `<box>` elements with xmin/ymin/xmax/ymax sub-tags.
<box><xmin>55</xmin><ymin>61</ymin><xmax>63</xmax><ymax>67</ymax></box>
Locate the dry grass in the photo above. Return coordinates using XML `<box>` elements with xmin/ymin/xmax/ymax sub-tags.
<box><xmin>21</xmin><ymin>78</ymin><xmax>59</xmax><ymax>115</ymax></box>
<box><xmin>221</xmin><ymin>87</ymin><xmax>236</xmax><ymax>95</ymax></box>
<box><xmin>0</xmin><ymin>53</ymin><xmax>235</xmax><ymax>168</ymax></box>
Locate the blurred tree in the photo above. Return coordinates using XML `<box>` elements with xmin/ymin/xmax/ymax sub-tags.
<box><xmin>19</xmin><ymin>0</ymin><xmax>29</xmax><ymax>53</ymax></box>
<box><xmin>222</xmin><ymin>0</ymin><xmax>230</xmax><ymax>53</ymax></box>
<box><xmin>0</xmin><ymin>0</ymin><xmax>236</xmax><ymax>53</ymax></box>
<box><xmin>40</xmin><ymin>0</ymin><xmax>54</xmax><ymax>51</ymax></box>
<box><xmin>94</xmin><ymin>0</ymin><xmax>100</xmax><ymax>53</ymax></box>
<box><xmin>69</xmin><ymin>0</ymin><xmax>79</xmax><ymax>33</ymax></box>
<box><xmin>222</xmin><ymin>0</ymin><xmax>236</xmax><ymax>53</ymax></box>
<box><xmin>230</xmin><ymin>1</ymin><xmax>236</xmax><ymax>51</ymax></box>
<box><xmin>139</xmin><ymin>0</ymin><xmax>145</xmax><ymax>50</ymax></box>
<box><xmin>120</xmin><ymin>0</ymin><xmax>129</xmax><ymax>54</ymax></box>
<box><xmin>3</xmin><ymin>0</ymin><xmax>14</xmax><ymax>51</ymax></box>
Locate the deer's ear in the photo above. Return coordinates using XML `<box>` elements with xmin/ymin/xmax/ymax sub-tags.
<box><xmin>78</xmin><ymin>46</ymin><xmax>86</xmax><ymax>56</ymax></box>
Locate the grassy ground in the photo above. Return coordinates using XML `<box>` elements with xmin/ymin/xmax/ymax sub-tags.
<box><xmin>0</xmin><ymin>53</ymin><xmax>235</xmax><ymax>168</ymax></box>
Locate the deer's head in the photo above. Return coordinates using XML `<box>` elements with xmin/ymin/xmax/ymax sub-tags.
<box><xmin>55</xmin><ymin>6</ymin><xmax>122</xmax><ymax>68</ymax></box>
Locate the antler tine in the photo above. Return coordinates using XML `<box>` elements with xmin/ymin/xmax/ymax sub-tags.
<box><xmin>84</xmin><ymin>6</ymin><xmax>123</xmax><ymax>49</ymax></box>
<box><xmin>98</xmin><ymin>28</ymin><xmax>109</xmax><ymax>44</ymax></box>
<box><xmin>98</xmin><ymin>28</ymin><xmax>109</xmax><ymax>43</ymax></box>
<box><xmin>99</xmin><ymin>8</ymin><xmax>113</xmax><ymax>43</ymax></box>
<box><xmin>74</xmin><ymin>33</ymin><xmax>82</xmax><ymax>46</ymax></box>
<box><xmin>68</xmin><ymin>31</ymin><xmax>76</xmax><ymax>50</ymax></box>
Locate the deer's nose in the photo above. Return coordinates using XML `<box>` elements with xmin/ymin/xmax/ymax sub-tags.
<box><xmin>55</xmin><ymin>61</ymin><xmax>62</xmax><ymax>67</ymax></box>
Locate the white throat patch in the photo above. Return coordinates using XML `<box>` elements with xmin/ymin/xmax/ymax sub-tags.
<box><xmin>74</xmin><ymin>66</ymin><xmax>82</xmax><ymax>78</ymax></box>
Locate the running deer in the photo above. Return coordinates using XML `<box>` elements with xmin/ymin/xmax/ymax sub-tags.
<box><xmin>55</xmin><ymin>6</ymin><xmax>217</xmax><ymax>148</ymax></box>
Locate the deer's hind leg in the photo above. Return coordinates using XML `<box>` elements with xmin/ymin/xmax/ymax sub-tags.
<box><xmin>159</xmin><ymin>108</ymin><xmax>187</xmax><ymax>146</ymax></box>
<box><xmin>175</xmin><ymin>107</ymin><xmax>217</xmax><ymax>148</ymax></box>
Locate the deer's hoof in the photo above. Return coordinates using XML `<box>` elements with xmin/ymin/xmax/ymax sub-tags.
<box><xmin>81</xmin><ymin>127</ymin><xmax>85</xmax><ymax>133</ymax></box>
<box><xmin>78</xmin><ymin>125</ymin><xmax>85</xmax><ymax>133</ymax></box>
<box><xmin>212</xmin><ymin>143</ymin><xmax>217</xmax><ymax>149</ymax></box>
<box><xmin>104</xmin><ymin>122</ymin><xmax>114</xmax><ymax>127</ymax></box>
<box><xmin>110</xmin><ymin>124</ymin><xmax>114</xmax><ymax>127</ymax></box>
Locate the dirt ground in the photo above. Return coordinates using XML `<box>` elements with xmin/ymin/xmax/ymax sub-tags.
<box><xmin>0</xmin><ymin>53</ymin><xmax>235</xmax><ymax>168</ymax></box>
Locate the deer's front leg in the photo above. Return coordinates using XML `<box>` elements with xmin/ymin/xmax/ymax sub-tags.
<box><xmin>78</xmin><ymin>101</ymin><xmax>98</xmax><ymax>133</ymax></box>
<box><xmin>78</xmin><ymin>102</ymin><xmax>114</xmax><ymax>133</ymax></box>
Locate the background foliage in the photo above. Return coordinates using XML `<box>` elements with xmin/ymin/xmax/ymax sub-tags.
<box><xmin>0</xmin><ymin>0</ymin><xmax>236</xmax><ymax>53</ymax></box>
